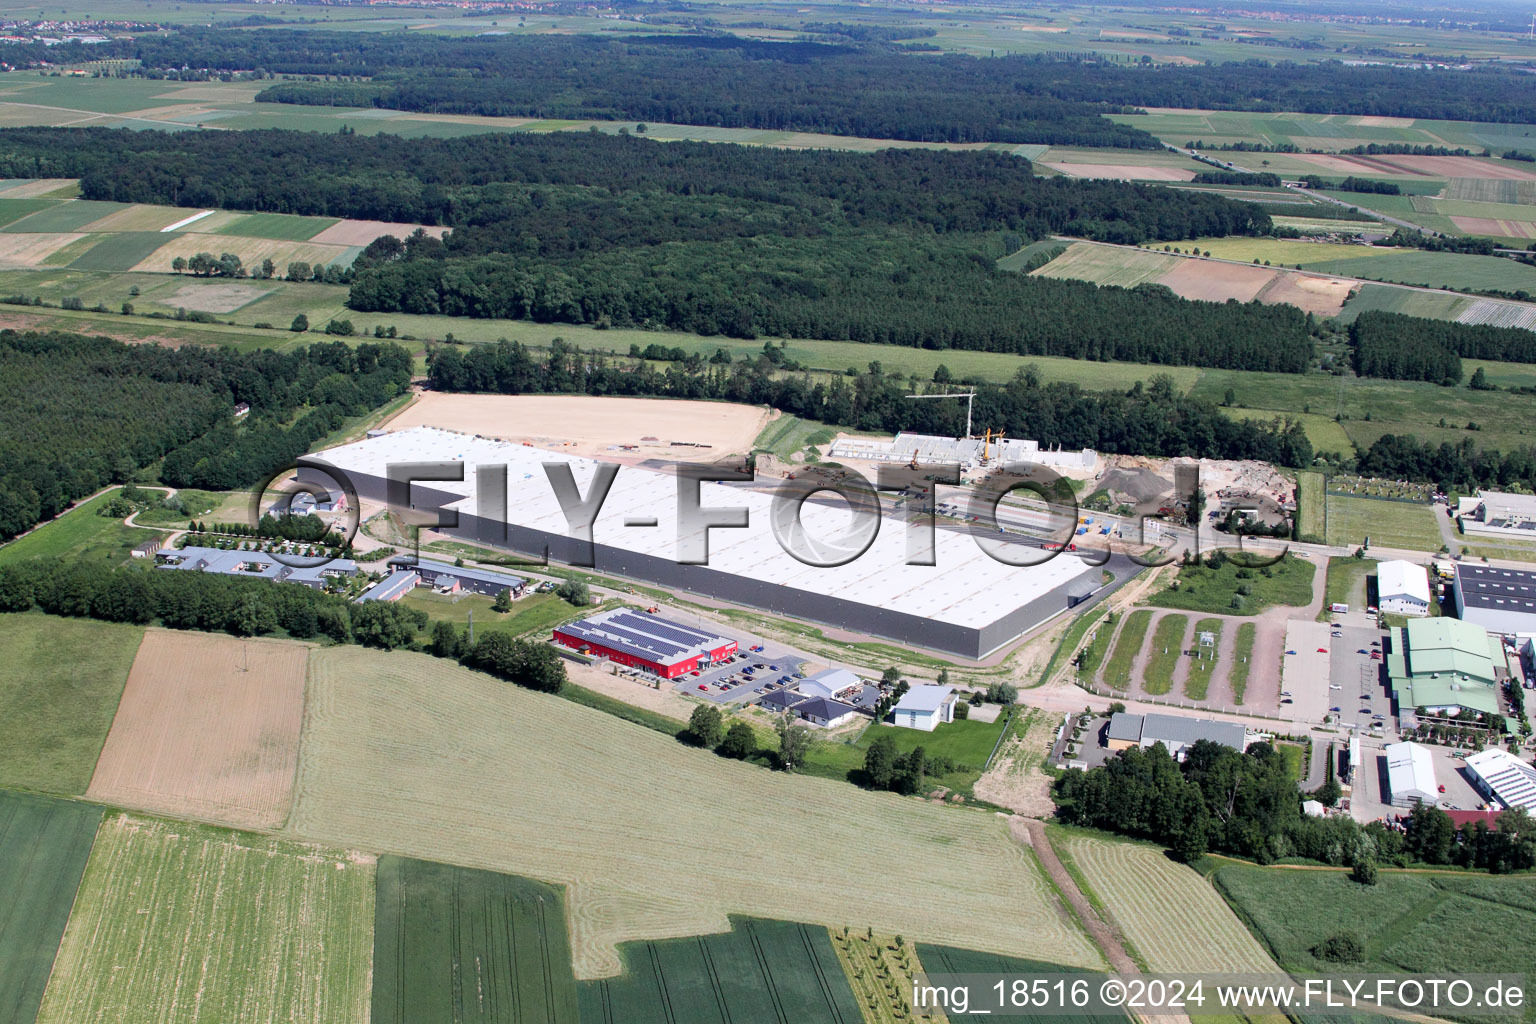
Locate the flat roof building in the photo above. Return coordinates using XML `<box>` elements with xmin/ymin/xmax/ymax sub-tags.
<box><xmin>1455</xmin><ymin>564</ymin><xmax>1536</xmax><ymax>635</ymax></box>
<box><xmin>1377</xmin><ymin>560</ymin><xmax>1431</xmax><ymax>618</ymax></box>
<box><xmin>155</xmin><ymin>546</ymin><xmax>356</xmax><ymax>590</ymax></box>
<box><xmin>1105</xmin><ymin>711</ymin><xmax>1247</xmax><ymax>760</ymax></box>
<box><xmin>827</xmin><ymin>433</ymin><xmax>1098</xmax><ymax>473</ymax></box>
<box><xmin>1456</xmin><ymin>490</ymin><xmax>1536</xmax><ymax>539</ymax></box>
<box><xmin>355</xmin><ymin>569</ymin><xmax>418</xmax><ymax>603</ymax></box>
<box><xmin>1385</xmin><ymin>741</ymin><xmax>1438</xmax><ymax>807</ymax></box>
<box><xmin>799</xmin><ymin>668</ymin><xmax>861</xmax><ymax>701</ymax></box>
<box><xmin>1387</xmin><ymin>617</ymin><xmax>1506</xmax><ymax>719</ymax></box>
<box><xmin>308</xmin><ymin>427</ymin><xmax>1122</xmax><ymax>658</ymax></box>
<box><xmin>1464</xmin><ymin>748</ymin><xmax>1536</xmax><ymax>812</ymax></box>
<box><xmin>891</xmin><ymin>685</ymin><xmax>957</xmax><ymax>732</ymax></box>
<box><xmin>553</xmin><ymin>608</ymin><xmax>737</xmax><ymax>679</ymax></box>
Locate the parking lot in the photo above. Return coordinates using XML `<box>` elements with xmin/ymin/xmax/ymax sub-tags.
<box><xmin>681</xmin><ymin>647</ymin><xmax>809</xmax><ymax>704</ymax></box>
<box><xmin>1349</xmin><ymin>738</ymin><xmax>1486</xmax><ymax>823</ymax></box>
<box><xmin>1327</xmin><ymin>619</ymin><xmax>1391</xmax><ymax>736</ymax></box>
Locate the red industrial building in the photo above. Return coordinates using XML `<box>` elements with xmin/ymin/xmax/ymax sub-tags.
<box><xmin>553</xmin><ymin>608</ymin><xmax>737</xmax><ymax>678</ymax></box>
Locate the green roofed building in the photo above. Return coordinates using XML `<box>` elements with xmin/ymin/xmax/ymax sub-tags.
<box><xmin>1387</xmin><ymin>618</ymin><xmax>1509</xmax><ymax>719</ymax></box>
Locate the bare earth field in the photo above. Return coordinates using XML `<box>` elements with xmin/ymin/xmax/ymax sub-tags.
<box><xmin>1254</xmin><ymin>272</ymin><xmax>1356</xmax><ymax>315</ymax></box>
<box><xmin>1040</xmin><ymin>162</ymin><xmax>1195</xmax><ymax>181</ymax></box>
<box><xmin>0</xmin><ymin>178</ymin><xmax>73</xmax><ymax>198</ymax></box>
<box><xmin>0</xmin><ymin>231</ymin><xmax>85</xmax><ymax>266</ymax></box>
<box><xmin>1156</xmin><ymin>258</ymin><xmax>1275</xmax><ymax>302</ymax></box>
<box><xmin>86</xmin><ymin>630</ymin><xmax>308</xmax><ymax>830</ymax></box>
<box><xmin>310</xmin><ymin>219</ymin><xmax>450</xmax><ymax>246</ymax></box>
<box><xmin>288</xmin><ymin>646</ymin><xmax>1101</xmax><ymax>979</ymax></box>
<box><xmin>1452</xmin><ymin>215</ymin><xmax>1536</xmax><ymax>238</ymax></box>
<box><xmin>383</xmin><ymin>391</ymin><xmax>776</xmax><ymax>458</ymax></box>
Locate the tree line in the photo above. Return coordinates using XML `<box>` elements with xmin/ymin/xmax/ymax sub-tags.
<box><xmin>1350</xmin><ymin>313</ymin><xmax>1463</xmax><ymax>385</ymax></box>
<box><xmin>0</xmin><ymin>331</ymin><xmax>411</xmax><ymax>540</ymax></box>
<box><xmin>424</xmin><ymin>338</ymin><xmax>1316</xmax><ymax>466</ymax></box>
<box><xmin>1356</xmin><ymin>433</ymin><xmax>1536</xmax><ymax>494</ymax></box>
<box><xmin>0</xmin><ymin>557</ymin><xmax>567</xmax><ymax>693</ymax></box>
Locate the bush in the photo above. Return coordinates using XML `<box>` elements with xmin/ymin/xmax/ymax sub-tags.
<box><xmin>687</xmin><ymin>704</ymin><xmax>725</xmax><ymax>748</ymax></box>
<box><xmin>1312</xmin><ymin>932</ymin><xmax>1364</xmax><ymax>962</ymax></box>
<box><xmin>290</xmin><ymin>313</ymin><xmax>309</xmax><ymax>332</ymax></box>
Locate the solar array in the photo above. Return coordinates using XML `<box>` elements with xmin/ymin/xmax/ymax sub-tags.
<box><xmin>1466</xmin><ymin>748</ymin><xmax>1536</xmax><ymax>811</ymax></box>
<box><xmin>1458</xmin><ymin>564</ymin><xmax>1536</xmax><ymax>613</ymax></box>
<box><xmin>557</xmin><ymin>608</ymin><xmax>735</xmax><ymax>668</ymax></box>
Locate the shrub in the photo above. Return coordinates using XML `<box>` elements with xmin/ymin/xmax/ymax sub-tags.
<box><xmin>1312</xmin><ymin>932</ymin><xmax>1365</xmax><ymax>962</ymax></box>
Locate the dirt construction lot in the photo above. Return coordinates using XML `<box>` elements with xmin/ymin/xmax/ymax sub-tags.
<box><xmin>287</xmin><ymin>646</ymin><xmax>1102</xmax><ymax>979</ymax></box>
<box><xmin>384</xmin><ymin>392</ymin><xmax>776</xmax><ymax>458</ymax></box>
<box><xmin>86</xmin><ymin>630</ymin><xmax>308</xmax><ymax>829</ymax></box>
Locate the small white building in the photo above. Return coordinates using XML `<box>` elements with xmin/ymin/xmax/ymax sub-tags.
<box><xmin>891</xmin><ymin>684</ymin><xmax>957</xmax><ymax>732</ymax></box>
<box><xmin>1384</xmin><ymin>741</ymin><xmax>1438</xmax><ymax>807</ymax></box>
<box><xmin>1377</xmin><ymin>560</ymin><xmax>1432</xmax><ymax>618</ymax></box>
<box><xmin>799</xmin><ymin>668</ymin><xmax>861</xmax><ymax>702</ymax></box>
<box><xmin>1464</xmin><ymin>748</ymin><xmax>1536</xmax><ymax>812</ymax></box>
<box><xmin>1302</xmin><ymin>799</ymin><xmax>1328</xmax><ymax>818</ymax></box>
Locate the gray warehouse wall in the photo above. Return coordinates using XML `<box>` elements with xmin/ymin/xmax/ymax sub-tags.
<box><xmin>310</xmin><ymin>462</ymin><xmax>1133</xmax><ymax>659</ymax></box>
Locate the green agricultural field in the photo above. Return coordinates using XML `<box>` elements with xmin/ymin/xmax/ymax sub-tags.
<box><xmin>0</xmin><ymin>614</ymin><xmax>143</xmax><ymax>795</ymax></box>
<box><xmin>210</xmin><ymin>212</ymin><xmax>339</xmax><ymax>241</ymax></box>
<box><xmin>1297</xmin><ymin>472</ymin><xmax>1327</xmax><ymax>541</ymax></box>
<box><xmin>0</xmin><ymin>199</ymin><xmax>120</xmax><ymax>233</ymax></box>
<box><xmin>37</xmin><ymin>814</ymin><xmax>374</xmax><ymax>1024</ymax></box>
<box><xmin>1214</xmin><ymin>864</ymin><xmax>1536</xmax><ymax>1018</ymax></box>
<box><xmin>1185</xmin><ymin>618</ymin><xmax>1223</xmax><ymax>700</ymax></box>
<box><xmin>1229</xmin><ymin>622</ymin><xmax>1257</xmax><ymax>704</ymax></box>
<box><xmin>374</xmin><ymin>856</ymin><xmax>577</xmax><ymax>1024</ymax></box>
<box><xmin>753</xmin><ymin>413</ymin><xmax>836</xmax><ymax>459</ymax></box>
<box><xmin>1324</xmin><ymin>496</ymin><xmax>1442</xmax><ymax>552</ymax></box>
<box><xmin>918</xmin><ymin>945</ymin><xmax>1126</xmax><ymax>1024</ymax></box>
<box><xmin>0</xmin><ymin>197</ymin><xmax>61</xmax><ymax>228</ymax></box>
<box><xmin>580</xmin><ymin>917</ymin><xmax>863</xmax><ymax>1024</ymax></box>
<box><xmin>0</xmin><ymin>488</ymin><xmax>167</xmax><ymax>566</ymax></box>
<box><xmin>67</xmin><ymin>231</ymin><xmax>182</xmax><ymax>272</ymax></box>
<box><xmin>1318</xmin><ymin>556</ymin><xmax>1379</xmax><ymax>621</ymax></box>
<box><xmin>1102</xmin><ymin>609</ymin><xmax>1153</xmax><ymax>690</ymax></box>
<box><xmin>1141</xmin><ymin>614</ymin><xmax>1189</xmax><ymax>696</ymax></box>
<box><xmin>1152</xmin><ymin>554</ymin><xmax>1315</xmax><ymax>616</ymax></box>
<box><xmin>0</xmin><ymin>790</ymin><xmax>102</xmax><ymax>1024</ymax></box>
<box><xmin>1335</xmin><ymin>282</ymin><xmax>1473</xmax><ymax>322</ymax></box>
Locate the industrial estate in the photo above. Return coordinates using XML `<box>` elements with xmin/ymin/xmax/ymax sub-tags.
<box><xmin>5</xmin><ymin>2</ymin><xmax>1536</xmax><ymax>1024</ymax></box>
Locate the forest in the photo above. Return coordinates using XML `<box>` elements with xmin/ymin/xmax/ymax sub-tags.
<box><xmin>1352</xmin><ymin>311</ymin><xmax>1536</xmax><ymax>373</ymax></box>
<box><xmin>0</xmin><ymin>331</ymin><xmax>412</xmax><ymax>540</ymax></box>
<box><xmin>1355</xmin><ymin>433</ymin><xmax>1536</xmax><ymax>493</ymax></box>
<box><xmin>1350</xmin><ymin>315</ymin><xmax>1462</xmax><ymax>384</ymax></box>
<box><xmin>0</xmin><ymin>126</ymin><xmax>1313</xmax><ymax>372</ymax></box>
<box><xmin>423</xmin><ymin>338</ymin><xmax>1317</xmax><ymax>467</ymax></box>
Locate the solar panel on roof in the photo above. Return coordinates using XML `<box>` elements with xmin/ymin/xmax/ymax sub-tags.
<box><xmin>561</xmin><ymin>625</ymin><xmax>669</xmax><ymax>664</ymax></box>
<box><xmin>611</xmin><ymin>612</ymin><xmax>713</xmax><ymax>647</ymax></box>
<box><xmin>589</xmin><ymin>623</ymin><xmax>686</xmax><ymax>657</ymax></box>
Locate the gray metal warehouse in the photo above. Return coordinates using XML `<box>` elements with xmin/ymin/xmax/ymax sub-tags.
<box><xmin>304</xmin><ymin>427</ymin><xmax>1135</xmax><ymax>659</ymax></box>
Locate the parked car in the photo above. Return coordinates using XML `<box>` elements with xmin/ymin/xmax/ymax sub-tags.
<box><xmin>1281</xmin><ymin>698</ymin><xmax>1294</xmax><ymax>704</ymax></box>
<box><xmin>1330</xmin><ymin>706</ymin><xmax>1342</xmax><ymax>712</ymax></box>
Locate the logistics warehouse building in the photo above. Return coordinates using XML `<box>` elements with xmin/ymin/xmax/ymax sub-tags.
<box><xmin>304</xmin><ymin>427</ymin><xmax>1125</xmax><ymax>658</ymax></box>
<box><xmin>553</xmin><ymin>608</ymin><xmax>737</xmax><ymax>678</ymax></box>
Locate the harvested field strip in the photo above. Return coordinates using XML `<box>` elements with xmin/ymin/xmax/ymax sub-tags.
<box><xmin>1101</xmin><ymin>610</ymin><xmax>1153</xmax><ymax>690</ymax></box>
<box><xmin>579</xmin><ymin>918</ymin><xmax>863</xmax><ymax>1024</ymax></box>
<box><xmin>1142</xmin><ymin>614</ymin><xmax>1189</xmax><ymax>696</ymax></box>
<box><xmin>0</xmin><ymin>790</ymin><xmax>102</xmax><ymax>1024</ymax></box>
<box><xmin>0</xmin><ymin>614</ymin><xmax>143</xmax><ymax>796</ymax></box>
<box><xmin>1030</xmin><ymin>241</ymin><xmax>1182</xmax><ymax>289</ymax></box>
<box><xmin>68</xmin><ymin>231</ymin><xmax>179</xmax><ymax>272</ymax></box>
<box><xmin>1230</xmin><ymin>623</ymin><xmax>1257</xmax><ymax>704</ymax></box>
<box><xmin>130</xmin><ymin>234</ymin><xmax>353</xmax><ymax>273</ymax></box>
<box><xmin>373</xmin><ymin>856</ymin><xmax>577</xmax><ymax>1024</ymax></box>
<box><xmin>290</xmin><ymin>647</ymin><xmax>1101</xmax><ymax>978</ymax></box>
<box><xmin>40</xmin><ymin>233</ymin><xmax>101</xmax><ymax>267</ymax></box>
<box><xmin>0</xmin><ymin>232</ymin><xmax>87</xmax><ymax>266</ymax></box>
<box><xmin>2</xmin><ymin>200</ymin><xmax>122</xmax><ymax>233</ymax></box>
<box><xmin>87</xmin><ymin>629</ymin><xmax>308</xmax><ymax>830</ymax></box>
<box><xmin>1185</xmin><ymin>618</ymin><xmax>1223</xmax><ymax>700</ymax></box>
<box><xmin>76</xmin><ymin>203</ymin><xmax>194</xmax><ymax>233</ymax></box>
<box><xmin>1061</xmin><ymin>836</ymin><xmax>1277</xmax><ymax>974</ymax></box>
<box><xmin>36</xmin><ymin>814</ymin><xmax>374</xmax><ymax>1024</ymax></box>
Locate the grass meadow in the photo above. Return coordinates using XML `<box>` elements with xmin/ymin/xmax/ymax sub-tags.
<box><xmin>0</xmin><ymin>488</ymin><xmax>167</xmax><ymax>567</ymax></box>
<box><xmin>1152</xmin><ymin>554</ymin><xmax>1315</xmax><ymax>616</ymax></box>
<box><xmin>1318</xmin><ymin>556</ymin><xmax>1378</xmax><ymax>620</ymax></box>
<box><xmin>1324</xmin><ymin>495</ymin><xmax>1443</xmax><ymax>552</ymax></box>
<box><xmin>1296</xmin><ymin>472</ymin><xmax>1327</xmax><ymax>540</ymax></box>
<box><xmin>0</xmin><ymin>614</ymin><xmax>143</xmax><ymax>796</ymax></box>
<box><xmin>1102</xmin><ymin>609</ymin><xmax>1153</xmax><ymax>690</ymax></box>
<box><xmin>1230</xmin><ymin>622</ymin><xmax>1257</xmax><ymax>703</ymax></box>
<box><xmin>1141</xmin><ymin>614</ymin><xmax>1189</xmax><ymax>696</ymax></box>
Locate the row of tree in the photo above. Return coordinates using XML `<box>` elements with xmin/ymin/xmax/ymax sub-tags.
<box><xmin>0</xmin><ymin>557</ymin><xmax>567</xmax><ymax>693</ymax></box>
<box><xmin>424</xmin><ymin>338</ymin><xmax>1317</xmax><ymax>466</ymax></box>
